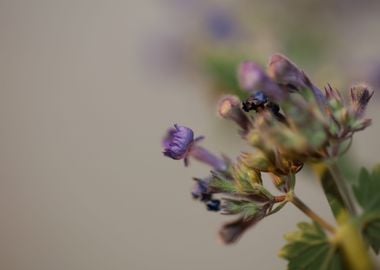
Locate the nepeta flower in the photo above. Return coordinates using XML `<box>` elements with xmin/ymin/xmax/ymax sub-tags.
<box><xmin>163</xmin><ymin>124</ymin><xmax>227</xmax><ymax>170</ymax></box>
<box><xmin>268</xmin><ymin>54</ymin><xmax>326</xmax><ymax>106</ymax></box>
<box><xmin>163</xmin><ymin>124</ymin><xmax>194</xmax><ymax>161</ymax></box>
<box><xmin>162</xmin><ymin>54</ymin><xmax>374</xmax><ymax>248</ymax></box>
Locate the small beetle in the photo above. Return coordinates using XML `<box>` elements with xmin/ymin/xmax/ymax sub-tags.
<box><xmin>242</xmin><ymin>91</ymin><xmax>287</xmax><ymax>123</ymax></box>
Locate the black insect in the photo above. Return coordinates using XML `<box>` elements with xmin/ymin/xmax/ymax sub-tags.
<box><xmin>242</xmin><ymin>91</ymin><xmax>268</xmax><ymax>112</ymax></box>
<box><xmin>242</xmin><ymin>91</ymin><xmax>287</xmax><ymax>123</ymax></box>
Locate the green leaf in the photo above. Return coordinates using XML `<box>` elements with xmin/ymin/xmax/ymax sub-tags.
<box><xmin>364</xmin><ymin>218</ymin><xmax>380</xmax><ymax>254</ymax></box>
<box><xmin>280</xmin><ymin>222</ymin><xmax>345</xmax><ymax>270</ymax></box>
<box><xmin>353</xmin><ymin>166</ymin><xmax>380</xmax><ymax>254</ymax></box>
<box><xmin>353</xmin><ymin>167</ymin><xmax>380</xmax><ymax>212</ymax></box>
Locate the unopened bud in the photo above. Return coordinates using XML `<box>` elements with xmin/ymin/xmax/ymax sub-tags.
<box><xmin>268</xmin><ymin>54</ymin><xmax>326</xmax><ymax>105</ymax></box>
<box><xmin>350</xmin><ymin>84</ymin><xmax>374</xmax><ymax>118</ymax></box>
<box><xmin>240</xmin><ymin>151</ymin><xmax>275</xmax><ymax>172</ymax></box>
<box><xmin>218</xmin><ymin>95</ymin><xmax>252</xmax><ymax>132</ymax></box>
<box><xmin>238</xmin><ymin>61</ymin><xmax>286</xmax><ymax>102</ymax></box>
<box><xmin>219</xmin><ymin>216</ymin><xmax>258</xmax><ymax>244</ymax></box>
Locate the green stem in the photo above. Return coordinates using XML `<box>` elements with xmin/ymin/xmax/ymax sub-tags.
<box><xmin>327</xmin><ymin>162</ymin><xmax>357</xmax><ymax>216</ymax></box>
<box><xmin>289</xmin><ymin>194</ymin><xmax>335</xmax><ymax>234</ymax></box>
<box><xmin>335</xmin><ymin>213</ymin><xmax>374</xmax><ymax>270</ymax></box>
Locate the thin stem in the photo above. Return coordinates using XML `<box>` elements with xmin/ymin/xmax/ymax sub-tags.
<box><xmin>327</xmin><ymin>162</ymin><xmax>357</xmax><ymax>216</ymax></box>
<box><xmin>289</xmin><ymin>194</ymin><xmax>335</xmax><ymax>234</ymax></box>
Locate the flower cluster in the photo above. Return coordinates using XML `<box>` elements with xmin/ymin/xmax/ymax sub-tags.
<box><xmin>162</xmin><ymin>54</ymin><xmax>373</xmax><ymax>244</ymax></box>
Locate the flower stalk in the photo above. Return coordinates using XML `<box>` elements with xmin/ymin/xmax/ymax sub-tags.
<box><xmin>327</xmin><ymin>162</ymin><xmax>357</xmax><ymax>216</ymax></box>
<box><xmin>288</xmin><ymin>192</ymin><xmax>336</xmax><ymax>234</ymax></box>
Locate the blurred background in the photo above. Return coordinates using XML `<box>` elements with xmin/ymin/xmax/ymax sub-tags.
<box><xmin>0</xmin><ymin>0</ymin><xmax>380</xmax><ymax>269</ymax></box>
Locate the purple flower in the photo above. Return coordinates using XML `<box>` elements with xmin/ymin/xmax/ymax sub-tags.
<box><xmin>205</xmin><ymin>8</ymin><xmax>238</xmax><ymax>41</ymax></box>
<box><xmin>163</xmin><ymin>124</ymin><xmax>194</xmax><ymax>162</ymax></box>
<box><xmin>163</xmin><ymin>124</ymin><xmax>227</xmax><ymax>170</ymax></box>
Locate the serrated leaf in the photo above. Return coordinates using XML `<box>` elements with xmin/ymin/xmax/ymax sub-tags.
<box><xmin>354</xmin><ymin>166</ymin><xmax>380</xmax><ymax>254</ymax></box>
<box><xmin>280</xmin><ymin>222</ymin><xmax>345</xmax><ymax>270</ymax></box>
<box><xmin>364</xmin><ymin>219</ymin><xmax>380</xmax><ymax>253</ymax></box>
<box><xmin>354</xmin><ymin>168</ymin><xmax>380</xmax><ymax>212</ymax></box>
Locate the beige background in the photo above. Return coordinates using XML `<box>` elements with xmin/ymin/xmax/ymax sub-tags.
<box><xmin>0</xmin><ymin>1</ymin><xmax>379</xmax><ymax>269</ymax></box>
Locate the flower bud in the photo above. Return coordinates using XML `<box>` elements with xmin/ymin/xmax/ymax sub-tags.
<box><xmin>350</xmin><ymin>84</ymin><xmax>374</xmax><ymax>118</ymax></box>
<box><xmin>238</xmin><ymin>61</ymin><xmax>286</xmax><ymax>102</ymax></box>
<box><xmin>240</xmin><ymin>151</ymin><xmax>275</xmax><ymax>173</ymax></box>
<box><xmin>218</xmin><ymin>95</ymin><xmax>252</xmax><ymax>132</ymax></box>
<box><xmin>268</xmin><ymin>54</ymin><xmax>325</xmax><ymax>105</ymax></box>
<box><xmin>219</xmin><ymin>216</ymin><xmax>258</xmax><ymax>244</ymax></box>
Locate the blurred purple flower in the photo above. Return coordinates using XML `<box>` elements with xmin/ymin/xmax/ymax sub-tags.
<box><xmin>205</xmin><ymin>8</ymin><xmax>238</xmax><ymax>40</ymax></box>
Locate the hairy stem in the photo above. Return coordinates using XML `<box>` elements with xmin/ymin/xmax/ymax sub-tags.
<box><xmin>289</xmin><ymin>194</ymin><xmax>335</xmax><ymax>234</ymax></box>
<box><xmin>327</xmin><ymin>162</ymin><xmax>357</xmax><ymax>216</ymax></box>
